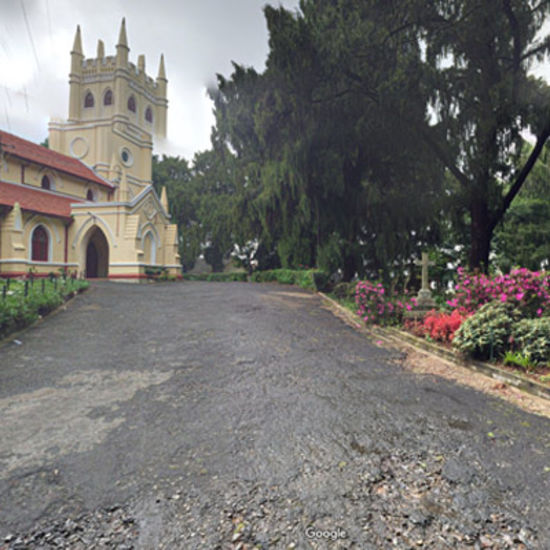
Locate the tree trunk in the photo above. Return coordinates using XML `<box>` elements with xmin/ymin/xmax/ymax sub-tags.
<box><xmin>469</xmin><ymin>198</ymin><xmax>492</xmax><ymax>273</ymax></box>
<box><xmin>342</xmin><ymin>253</ymin><xmax>357</xmax><ymax>282</ymax></box>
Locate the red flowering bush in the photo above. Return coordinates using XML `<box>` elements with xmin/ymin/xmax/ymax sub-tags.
<box><xmin>446</xmin><ymin>267</ymin><xmax>550</xmax><ymax>317</ymax></box>
<box><xmin>422</xmin><ymin>309</ymin><xmax>467</xmax><ymax>343</ymax></box>
<box><xmin>355</xmin><ymin>280</ymin><xmax>417</xmax><ymax>325</ymax></box>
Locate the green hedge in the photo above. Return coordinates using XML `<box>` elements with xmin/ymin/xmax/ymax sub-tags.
<box><xmin>180</xmin><ymin>268</ymin><xmax>329</xmax><ymax>289</ymax></box>
<box><xmin>181</xmin><ymin>272</ymin><xmax>247</xmax><ymax>282</ymax></box>
<box><xmin>250</xmin><ymin>269</ymin><xmax>328</xmax><ymax>290</ymax></box>
<box><xmin>0</xmin><ymin>278</ymin><xmax>89</xmax><ymax>339</ymax></box>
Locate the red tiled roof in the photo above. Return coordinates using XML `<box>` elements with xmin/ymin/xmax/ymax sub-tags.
<box><xmin>0</xmin><ymin>181</ymin><xmax>82</xmax><ymax>220</ymax></box>
<box><xmin>0</xmin><ymin>130</ymin><xmax>114</xmax><ymax>189</ymax></box>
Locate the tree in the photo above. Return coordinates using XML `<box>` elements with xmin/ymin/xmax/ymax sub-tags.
<box><xmin>213</xmin><ymin>4</ymin><xmax>446</xmax><ymax>280</ymax></box>
<box><xmin>494</xmin><ymin>141</ymin><xmax>550</xmax><ymax>270</ymax></box>
<box><xmin>152</xmin><ymin>155</ymin><xmax>199</xmax><ymax>270</ymax></box>
<box><xmin>152</xmin><ymin>148</ymin><xmax>240</xmax><ymax>272</ymax></box>
<box><xmin>302</xmin><ymin>0</ymin><xmax>550</xmax><ymax>270</ymax></box>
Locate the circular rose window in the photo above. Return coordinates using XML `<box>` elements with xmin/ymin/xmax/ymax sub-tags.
<box><xmin>120</xmin><ymin>147</ymin><xmax>133</xmax><ymax>167</ymax></box>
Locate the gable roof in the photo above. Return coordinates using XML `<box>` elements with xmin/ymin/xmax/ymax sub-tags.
<box><xmin>0</xmin><ymin>130</ymin><xmax>114</xmax><ymax>189</ymax></box>
<box><xmin>0</xmin><ymin>180</ymin><xmax>82</xmax><ymax>221</ymax></box>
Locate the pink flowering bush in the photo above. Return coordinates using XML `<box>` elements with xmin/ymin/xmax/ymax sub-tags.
<box><xmin>446</xmin><ymin>267</ymin><xmax>550</xmax><ymax>318</ymax></box>
<box><xmin>355</xmin><ymin>280</ymin><xmax>417</xmax><ymax>325</ymax></box>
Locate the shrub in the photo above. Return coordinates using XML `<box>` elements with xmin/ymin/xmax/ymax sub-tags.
<box><xmin>422</xmin><ymin>309</ymin><xmax>467</xmax><ymax>343</ymax></box>
<box><xmin>511</xmin><ymin>317</ymin><xmax>550</xmax><ymax>365</ymax></box>
<box><xmin>452</xmin><ymin>301</ymin><xmax>521</xmax><ymax>360</ymax></box>
<box><xmin>250</xmin><ymin>270</ymin><xmax>278</xmax><ymax>283</ymax></box>
<box><xmin>0</xmin><ymin>278</ymin><xmax>88</xmax><ymax>339</ymax></box>
<box><xmin>181</xmin><ymin>272</ymin><xmax>246</xmax><ymax>282</ymax></box>
<box><xmin>206</xmin><ymin>272</ymin><xmax>247</xmax><ymax>282</ymax></box>
<box><xmin>355</xmin><ymin>280</ymin><xmax>417</xmax><ymax>326</ymax></box>
<box><xmin>250</xmin><ymin>269</ymin><xmax>327</xmax><ymax>290</ymax></box>
<box><xmin>312</xmin><ymin>271</ymin><xmax>330</xmax><ymax>291</ymax></box>
<box><xmin>334</xmin><ymin>282</ymin><xmax>355</xmax><ymax>300</ymax></box>
<box><xmin>447</xmin><ymin>267</ymin><xmax>550</xmax><ymax>316</ymax></box>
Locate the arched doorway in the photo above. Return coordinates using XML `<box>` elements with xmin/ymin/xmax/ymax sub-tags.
<box><xmin>84</xmin><ymin>226</ymin><xmax>109</xmax><ymax>278</ymax></box>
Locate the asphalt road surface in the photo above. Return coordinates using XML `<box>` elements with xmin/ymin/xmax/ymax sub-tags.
<box><xmin>0</xmin><ymin>282</ymin><xmax>548</xmax><ymax>549</ymax></box>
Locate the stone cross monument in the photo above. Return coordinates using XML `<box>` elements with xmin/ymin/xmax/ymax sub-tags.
<box><xmin>414</xmin><ymin>252</ymin><xmax>436</xmax><ymax>308</ymax></box>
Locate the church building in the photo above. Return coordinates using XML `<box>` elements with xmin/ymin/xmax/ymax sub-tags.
<box><xmin>0</xmin><ymin>19</ymin><xmax>181</xmax><ymax>280</ymax></box>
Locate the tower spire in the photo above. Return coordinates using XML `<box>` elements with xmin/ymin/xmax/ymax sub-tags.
<box><xmin>117</xmin><ymin>17</ymin><xmax>128</xmax><ymax>48</ymax></box>
<box><xmin>116</xmin><ymin>18</ymin><xmax>129</xmax><ymax>66</ymax></box>
<box><xmin>72</xmin><ymin>25</ymin><xmax>83</xmax><ymax>55</ymax></box>
<box><xmin>157</xmin><ymin>54</ymin><xmax>166</xmax><ymax>81</ymax></box>
<box><xmin>69</xmin><ymin>25</ymin><xmax>84</xmax><ymax>121</ymax></box>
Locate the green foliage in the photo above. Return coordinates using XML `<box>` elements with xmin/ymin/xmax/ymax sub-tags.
<box><xmin>312</xmin><ymin>271</ymin><xmax>330</xmax><ymax>292</ymax></box>
<box><xmin>215</xmin><ymin>0</ymin><xmax>550</xmax><ymax>275</ymax></box>
<box><xmin>0</xmin><ymin>278</ymin><xmax>89</xmax><ymax>339</ymax></box>
<box><xmin>503</xmin><ymin>351</ymin><xmax>535</xmax><ymax>372</ymax></box>
<box><xmin>333</xmin><ymin>282</ymin><xmax>355</xmax><ymax>301</ymax></box>
<box><xmin>212</xmin><ymin>3</ymin><xmax>445</xmax><ymax>281</ymax></box>
<box><xmin>152</xmin><ymin>150</ymin><xmax>240</xmax><ymax>272</ymax></box>
<box><xmin>155</xmin><ymin>2</ymin><xmax>550</xmax><ymax>278</ymax></box>
<box><xmin>206</xmin><ymin>272</ymin><xmax>247</xmax><ymax>282</ymax></box>
<box><xmin>512</xmin><ymin>317</ymin><xmax>550</xmax><ymax>366</ymax></box>
<box><xmin>250</xmin><ymin>269</ymin><xmax>326</xmax><ymax>290</ymax></box>
<box><xmin>494</xmin><ymin>142</ymin><xmax>550</xmax><ymax>271</ymax></box>
<box><xmin>181</xmin><ymin>272</ymin><xmax>247</xmax><ymax>282</ymax></box>
<box><xmin>452</xmin><ymin>302</ymin><xmax>521</xmax><ymax>360</ymax></box>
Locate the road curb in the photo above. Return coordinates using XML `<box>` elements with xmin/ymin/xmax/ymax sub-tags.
<box><xmin>318</xmin><ymin>292</ymin><xmax>550</xmax><ymax>402</ymax></box>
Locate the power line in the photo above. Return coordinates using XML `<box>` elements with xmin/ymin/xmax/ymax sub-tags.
<box><xmin>45</xmin><ymin>0</ymin><xmax>53</xmax><ymax>47</ymax></box>
<box><xmin>20</xmin><ymin>0</ymin><xmax>40</xmax><ymax>72</ymax></box>
<box><xmin>4</xmin><ymin>106</ymin><xmax>11</xmax><ymax>131</ymax></box>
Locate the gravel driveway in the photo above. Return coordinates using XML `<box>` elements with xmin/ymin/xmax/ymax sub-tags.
<box><xmin>0</xmin><ymin>281</ymin><xmax>548</xmax><ymax>549</ymax></box>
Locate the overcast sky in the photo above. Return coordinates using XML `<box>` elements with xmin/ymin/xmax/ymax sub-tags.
<box><xmin>2</xmin><ymin>1</ymin><xmax>549</xmax><ymax>162</ymax></box>
<box><xmin>0</xmin><ymin>0</ymin><xmax>300</xmax><ymax>160</ymax></box>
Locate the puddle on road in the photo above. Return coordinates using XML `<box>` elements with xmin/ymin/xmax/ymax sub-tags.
<box><xmin>261</xmin><ymin>291</ymin><xmax>316</xmax><ymax>309</ymax></box>
<box><xmin>0</xmin><ymin>369</ymin><xmax>172</xmax><ymax>477</ymax></box>
<box><xmin>79</xmin><ymin>304</ymin><xmax>102</xmax><ymax>311</ymax></box>
<box><xmin>269</xmin><ymin>291</ymin><xmax>315</xmax><ymax>299</ymax></box>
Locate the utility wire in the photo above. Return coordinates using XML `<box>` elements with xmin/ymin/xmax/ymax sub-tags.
<box><xmin>45</xmin><ymin>0</ymin><xmax>53</xmax><ymax>47</ymax></box>
<box><xmin>20</xmin><ymin>0</ymin><xmax>40</xmax><ymax>72</ymax></box>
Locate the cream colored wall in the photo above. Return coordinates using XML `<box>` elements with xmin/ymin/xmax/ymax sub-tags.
<box><xmin>0</xmin><ymin>207</ymin><xmax>75</xmax><ymax>276</ymax></box>
<box><xmin>2</xmin><ymin>155</ymin><xmax>110</xmax><ymax>202</ymax></box>
<box><xmin>0</xmin><ymin>184</ymin><xmax>180</xmax><ymax>279</ymax></box>
<box><xmin>50</xmin><ymin>120</ymin><xmax>153</xmax><ymax>186</ymax></box>
<box><xmin>68</xmin><ymin>189</ymin><xmax>180</xmax><ymax>278</ymax></box>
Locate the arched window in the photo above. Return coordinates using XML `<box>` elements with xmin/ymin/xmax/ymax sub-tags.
<box><xmin>41</xmin><ymin>175</ymin><xmax>51</xmax><ymax>190</ymax></box>
<box><xmin>127</xmin><ymin>95</ymin><xmax>136</xmax><ymax>113</ymax></box>
<box><xmin>84</xmin><ymin>92</ymin><xmax>94</xmax><ymax>108</ymax></box>
<box><xmin>31</xmin><ymin>225</ymin><xmax>49</xmax><ymax>262</ymax></box>
<box><xmin>86</xmin><ymin>189</ymin><xmax>95</xmax><ymax>201</ymax></box>
<box><xmin>103</xmin><ymin>89</ymin><xmax>113</xmax><ymax>106</ymax></box>
<box><xmin>145</xmin><ymin>106</ymin><xmax>153</xmax><ymax>123</ymax></box>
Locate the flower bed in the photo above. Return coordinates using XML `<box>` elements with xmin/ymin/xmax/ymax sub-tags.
<box><xmin>355</xmin><ymin>280</ymin><xmax>417</xmax><ymax>326</ymax></box>
<box><xmin>353</xmin><ymin>267</ymin><xmax>549</xmax><ymax>376</ymax></box>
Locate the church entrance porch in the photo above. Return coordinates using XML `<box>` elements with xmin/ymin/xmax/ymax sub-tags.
<box><xmin>84</xmin><ymin>227</ymin><xmax>109</xmax><ymax>278</ymax></box>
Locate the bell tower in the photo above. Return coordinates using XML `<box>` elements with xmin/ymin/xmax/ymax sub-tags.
<box><xmin>49</xmin><ymin>19</ymin><xmax>168</xmax><ymax>196</ymax></box>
